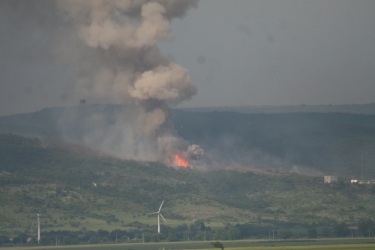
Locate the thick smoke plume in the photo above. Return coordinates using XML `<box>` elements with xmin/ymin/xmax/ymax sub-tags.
<box><xmin>56</xmin><ymin>0</ymin><xmax>198</xmax><ymax>162</ymax></box>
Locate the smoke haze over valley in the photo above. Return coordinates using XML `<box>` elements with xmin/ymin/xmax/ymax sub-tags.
<box><xmin>1</xmin><ymin>0</ymin><xmax>375</xmax><ymax>171</ymax></box>
<box><xmin>1</xmin><ymin>0</ymin><xmax>375</xmax><ymax>170</ymax></box>
<box><xmin>1</xmin><ymin>0</ymin><xmax>200</xmax><ymax>162</ymax></box>
<box><xmin>2</xmin><ymin>1</ymin><xmax>375</xmax><ymax>245</ymax></box>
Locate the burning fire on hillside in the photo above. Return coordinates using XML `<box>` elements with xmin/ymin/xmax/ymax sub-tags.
<box><xmin>175</xmin><ymin>154</ymin><xmax>189</xmax><ymax>168</ymax></box>
<box><xmin>167</xmin><ymin>144</ymin><xmax>204</xmax><ymax>169</ymax></box>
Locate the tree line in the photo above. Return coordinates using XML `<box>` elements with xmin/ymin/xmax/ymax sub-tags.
<box><xmin>2</xmin><ymin>219</ymin><xmax>375</xmax><ymax>247</ymax></box>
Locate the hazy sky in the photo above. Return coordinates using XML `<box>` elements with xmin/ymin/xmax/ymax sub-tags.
<box><xmin>1</xmin><ymin>0</ymin><xmax>375</xmax><ymax>115</ymax></box>
<box><xmin>163</xmin><ymin>0</ymin><xmax>375</xmax><ymax>108</ymax></box>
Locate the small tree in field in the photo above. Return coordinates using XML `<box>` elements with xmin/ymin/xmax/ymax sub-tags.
<box><xmin>211</xmin><ymin>241</ymin><xmax>224</xmax><ymax>250</ymax></box>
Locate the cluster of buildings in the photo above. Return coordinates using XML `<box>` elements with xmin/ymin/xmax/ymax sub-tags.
<box><xmin>324</xmin><ymin>175</ymin><xmax>375</xmax><ymax>185</ymax></box>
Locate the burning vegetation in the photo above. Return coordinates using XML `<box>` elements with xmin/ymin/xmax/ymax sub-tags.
<box><xmin>174</xmin><ymin>154</ymin><xmax>189</xmax><ymax>168</ymax></box>
<box><xmin>166</xmin><ymin>144</ymin><xmax>204</xmax><ymax>169</ymax></box>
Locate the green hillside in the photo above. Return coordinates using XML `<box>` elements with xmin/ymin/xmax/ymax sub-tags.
<box><xmin>173</xmin><ymin>111</ymin><xmax>375</xmax><ymax>177</ymax></box>
<box><xmin>1</xmin><ymin>134</ymin><xmax>375</xmax><ymax>243</ymax></box>
<box><xmin>1</xmin><ymin>105</ymin><xmax>375</xmax><ymax>177</ymax></box>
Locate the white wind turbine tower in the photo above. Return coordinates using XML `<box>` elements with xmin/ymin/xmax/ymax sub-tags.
<box><xmin>148</xmin><ymin>200</ymin><xmax>167</xmax><ymax>234</ymax></box>
<box><xmin>37</xmin><ymin>213</ymin><xmax>40</xmax><ymax>244</ymax></box>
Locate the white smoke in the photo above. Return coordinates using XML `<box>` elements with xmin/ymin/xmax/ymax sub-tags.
<box><xmin>129</xmin><ymin>63</ymin><xmax>195</xmax><ymax>104</ymax></box>
<box><xmin>56</xmin><ymin>0</ymin><xmax>198</xmax><ymax>162</ymax></box>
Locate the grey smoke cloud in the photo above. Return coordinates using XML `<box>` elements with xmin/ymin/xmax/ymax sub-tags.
<box><xmin>56</xmin><ymin>0</ymin><xmax>197</xmax><ymax>104</ymax></box>
<box><xmin>0</xmin><ymin>0</ymin><xmax>198</xmax><ymax>162</ymax></box>
<box><xmin>54</xmin><ymin>0</ymin><xmax>198</xmax><ymax>161</ymax></box>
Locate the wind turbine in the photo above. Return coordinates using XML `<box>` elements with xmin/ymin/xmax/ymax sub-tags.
<box><xmin>37</xmin><ymin>213</ymin><xmax>40</xmax><ymax>244</ymax></box>
<box><xmin>148</xmin><ymin>200</ymin><xmax>167</xmax><ymax>234</ymax></box>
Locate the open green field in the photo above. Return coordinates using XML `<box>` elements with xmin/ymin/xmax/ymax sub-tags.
<box><xmin>2</xmin><ymin>238</ymin><xmax>375</xmax><ymax>250</ymax></box>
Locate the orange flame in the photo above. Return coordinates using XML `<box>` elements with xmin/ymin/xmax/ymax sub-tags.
<box><xmin>175</xmin><ymin>154</ymin><xmax>189</xmax><ymax>168</ymax></box>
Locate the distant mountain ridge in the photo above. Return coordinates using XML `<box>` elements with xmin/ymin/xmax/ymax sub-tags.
<box><xmin>1</xmin><ymin>104</ymin><xmax>375</xmax><ymax>177</ymax></box>
<box><xmin>180</xmin><ymin>103</ymin><xmax>375</xmax><ymax>114</ymax></box>
<box><xmin>173</xmin><ymin>110</ymin><xmax>375</xmax><ymax>177</ymax></box>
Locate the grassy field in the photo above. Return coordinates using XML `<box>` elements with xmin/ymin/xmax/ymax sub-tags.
<box><xmin>231</xmin><ymin>245</ymin><xmax>375</xmax><ymax>250</ymax></box>
<box><xmin>2</xmin><ymin>238</ymin><xmax>375</xmax><ymax>250</ymax></box>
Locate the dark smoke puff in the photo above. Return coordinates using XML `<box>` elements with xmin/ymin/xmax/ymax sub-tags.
<box><xmin>80</xmin><ymin>2</ymin><xmax>170</xmax><ymax>50</ymax></box>
<box><xmin>157</xmin><ymin>0</ymin><xmax>199</xmax><ymax>18</ymax></box>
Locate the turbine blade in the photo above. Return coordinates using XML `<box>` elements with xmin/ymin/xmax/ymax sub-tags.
<box><xmin>158</xmin><ymin>200</ymin><xmax>165</xmax><ymax>212</ymax></box>
<box><xmin>160</xmin><ymin>213</ymin><xmax>167</xmax><ymax>223</ymax></box>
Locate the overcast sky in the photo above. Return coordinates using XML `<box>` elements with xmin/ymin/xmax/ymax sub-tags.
<box><xmin>1</xmin><ymin>0</ymin><xmax>375</xmax><ymax>115</ymax></box>
<box><xmin>163</xmin><ymin>0</ymin><xmax>375</xmax><ymax>108</ymax></box>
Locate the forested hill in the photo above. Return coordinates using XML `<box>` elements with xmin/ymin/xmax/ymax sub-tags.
<box><xmin>1</xmin><ymin>106</ymin><xmax>375</xmax><ymax>242</ymax></box>
<box><xmin>1</xmin><ymin>105</ymin><xmax>375</xmax><ymax>177</ymax></box>
<box><xmin>1</xmin><ymin>133</ymin><xmax>375</xmax><ymax>240</ymax></box>
<box><xmin>173</xmin><ymin>111</ymin><xmax>375</xmax><ymax>177</ymax></box>
<box><xmin>182</xmin><ymin>103</ymin><xmax>375</xmax><ymax>114</ymax></box>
